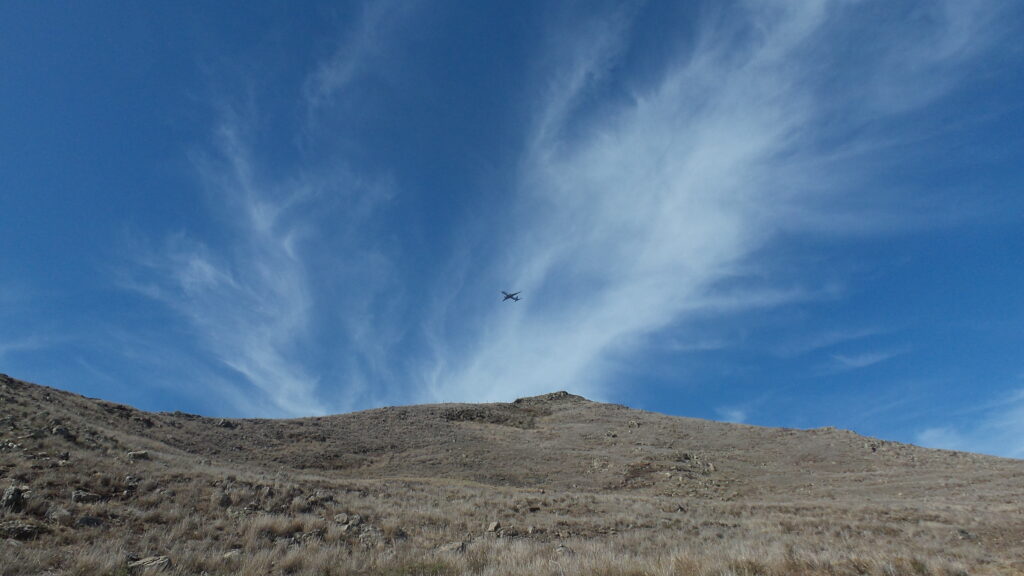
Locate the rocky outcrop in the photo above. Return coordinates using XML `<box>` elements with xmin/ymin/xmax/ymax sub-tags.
<box><xmin>1</xmin><ymin>485</ymin><xmax>25</xmax><ymax>512</ymax></box>
<box><xmin>0</xmin><ymin>520</ymin><xmax>46</xmax><ymax>540</ymax></box>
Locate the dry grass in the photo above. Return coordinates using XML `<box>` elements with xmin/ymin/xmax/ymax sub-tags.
<box><xmin>2</xmin><ymin>375</ymin><xmax>1023</xmax><ymax>575</ymax></box>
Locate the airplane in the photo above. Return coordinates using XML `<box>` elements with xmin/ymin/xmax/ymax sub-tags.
<box><xmin>501</xmin><ymin>291</ymin><xmax>521</xmax><ymax>302</ymax></box>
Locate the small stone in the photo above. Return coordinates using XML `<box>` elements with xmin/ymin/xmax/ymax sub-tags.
<box><xmin>127</xmin><ymin>556</ymin><xmax>171</xmax><ymax>571</ymax></box>
<box><xmin>358</xmin><ymin>525</ymin><xmax>382</xmax><ymax>546</ymax></box>
<box><xmin>214</xmin><ymin>491</ymin><xmax>231</xmax><ymax>508</ymax></box>
<box><xmin>76</xmin><ymin>516</ymin><xmax>103</xmax><ymax>528</ymax></box>
<box><xmin>957</xmin><ymin>529</ymin><xmax>978</xmax><ymax>541</ymax></box>
<box><xmin>45</xmin><ymin>506</ymin><xmax>73</xmax><ymax>526</ymax></box>
<box><xmin>72</xmin><ymin>489</ymin><xmax>101</xmax><ymax>503</ymax></box>
<box><xmin>437</xmin><ymin>541</ymin><xmax>465</xmax><ymax>553</ymax></box>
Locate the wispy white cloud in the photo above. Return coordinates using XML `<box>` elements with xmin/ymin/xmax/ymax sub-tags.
<box><xmin>915</xmin><ymin>389</ymin><xmax>1024</xmax><ymax>459</ymax></box>
<box><xmin>916</xmin><ymin>427</ymin><xmax>970</xmax><ymax>452</ymax></box>
<box><xmin>667</xmin><ymin>338</ymin><xmax>733</xmax><ymax>353</ymax></box>
<box><xmin>716</xmin><ymin>407</ymin><xmax>748</xmax><ymax>424</ymax></box>
<box><xmin>421</xmin><ymin>1</ymin><xmax>1002</xmax><ymax>404</ymax></box>
<box><xmin>830</xmin><ymin>349</ymin><xmax>906</xmax><ymax>371</ymax></box>
<box><xmin>0</xmin><ymin>335</ymin><xmax>53</xmax><ymax>363</ymax></box>
<box><xmin>117</xmin><ymin>0</ymin><xmax>1010</xmax><ymax>417</ymax></box>
<box><xmin>124</xmin><ymin>123</ymin><xmax>325</xmax><ymax>416</ymax></box>
<box><xmin>304</xmin><ymin>0</ymin><xmax>416</xmax><ymax>111</ymax></box>
<box><xmin>773</xmin><ymin>327</ymin><xmax>883</xmax><ymax>358</ymax></box>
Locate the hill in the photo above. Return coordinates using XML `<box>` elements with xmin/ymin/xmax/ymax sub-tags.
<box><xmin>1</xmin><ymin>373</ymin><xmax>1022</xmax><ymax>575</ymax></box>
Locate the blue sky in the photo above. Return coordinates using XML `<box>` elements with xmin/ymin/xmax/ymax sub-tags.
<box><xmin>2</xmin><ymin>1</ymin><xmax>1023</xmax><ymax>457</ymax></box>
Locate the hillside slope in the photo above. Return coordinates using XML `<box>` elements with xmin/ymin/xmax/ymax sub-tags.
<box><xmin>1</xmin><ymin>373</ymin><xmax>1022</xmax><ymax>575</ymax></box>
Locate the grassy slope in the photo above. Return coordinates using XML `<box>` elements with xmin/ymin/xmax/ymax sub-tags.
<box><xmin>1</xmin><ymin>373</ymin><xmax>1022</xmax><ymax>575</ymax></box>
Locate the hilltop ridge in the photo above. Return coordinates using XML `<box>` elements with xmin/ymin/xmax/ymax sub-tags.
<box><xmin>2</xmin><ymin>373</ymin><xmax>1023</xmax><ymax>575</ymax></box>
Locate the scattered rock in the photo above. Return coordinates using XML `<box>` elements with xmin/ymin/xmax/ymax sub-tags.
<box><xmin>358</xmin><ymin>525</ymin><xmax>383</xmax><ymax>546</ymax></box>
<box><xmin>131</xmin><ymin>415</ymin><xmax>154</xmax><ymax>428</ymax></box>
<box><xmin>127</xmin><ymin>450</ymin><xmax>150</xmax><ymax>462</ymax></box>
<box><xmin>51</xmin><ymin>426</ymin><xmax>75</xmax><ymax>440</ymax></box>
<box><xmin>72</xmin><ymin>489</ymin><xmax>101</xmax><ymax>503</ymax></box>
<box><xmin>0</xmin><ymin>520</ymin><xmax>46</xmax><ymax>540</ymax></box>
<box><xmin>213</xmin><ymin>491</ymin><xmax>231</xmax><ymax>508</ymax></box>
<box><xmin>957</xmin><ymin>529</ymin><xmax>978</xmax><ymax>541</ymax></box>
<box><xmin>437</xmin><ymin>541</ymin><xmax>466</xmax><ymax>554</ymax></box>
<box><xmin>334</xmin><ymin>512</ymin><xmax>364</xmax><ymax>529</ymax></box>
<box><xmin>76</xmin><ymin>516</ymin><xmax>104</xmax><ymax>528</ymax></box>
<box><xmin>487</xmin><ymin>521</ymin><xmax>501</xmax><ymax>532</ymax></box>
<box><xmin>127</xmin><ymin>555</ymin><xmax>171</xmax><ymax>572</ymax></box>
<box><xmin>1</xmin><ymin>485</ymin><xmax>25</xmax><ymax>512</ymax></box>
<box><xmin>45</xmin><ymin>506</ymin><xmax>73</xmax><ymax>526</ymax></box>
